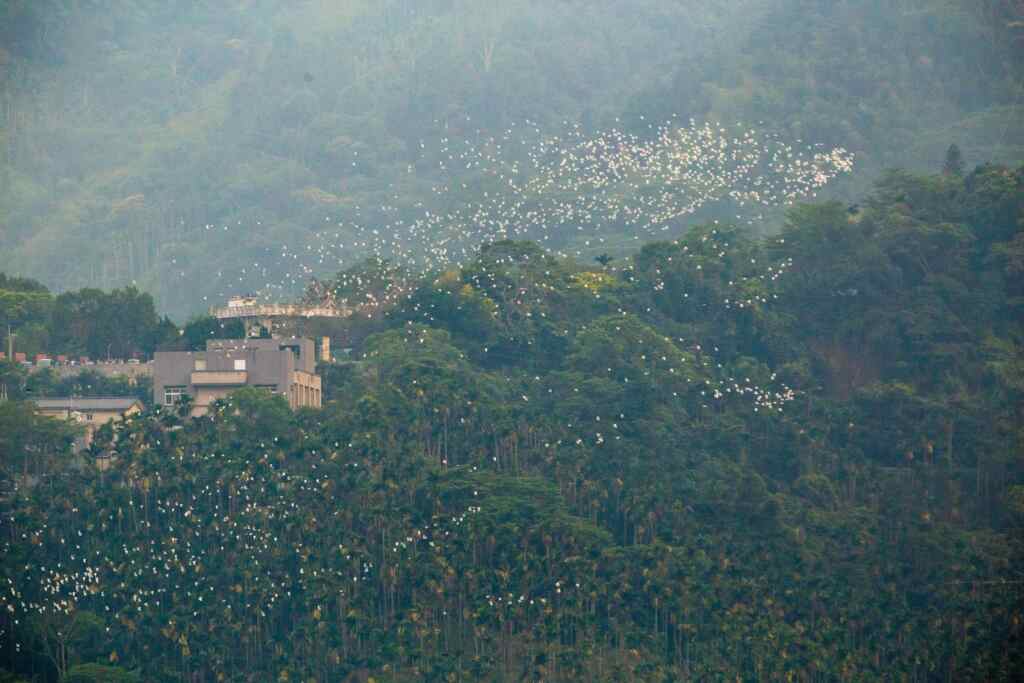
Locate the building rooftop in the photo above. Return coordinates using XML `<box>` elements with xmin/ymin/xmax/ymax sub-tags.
<box><xmin>205</xmin><ymin>337</ymin><xmax>308</xmax><ymax>350</ymax></box>
<box><xmin>34</xmin><ymin>397</ymin><xmax>143</xmax><ymax>411</ymax></box>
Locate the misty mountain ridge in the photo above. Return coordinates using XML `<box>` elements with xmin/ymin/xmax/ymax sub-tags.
<box><xmin>0</xmin><ymin>1</ymin><xmax>1021</xmax><ymax>319</ymax></box>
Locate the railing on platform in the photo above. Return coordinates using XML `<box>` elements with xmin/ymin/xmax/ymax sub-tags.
<box><xmin>210</xmin><ymin>304</ymin><xmax>352</xmax><ymax>319</ymax></box>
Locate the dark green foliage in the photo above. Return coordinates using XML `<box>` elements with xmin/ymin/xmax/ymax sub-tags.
<box><xmin>0</xmin><ymin>282</ymin><xmax>177</xmax><ymax>361</ymax></box>
<box><xmin>178</xmin><ymin>315</ymin><xmax>244</xmax><ymax>352</ymax></box>
<box><xmin>0</xmin><ymin>364</ymin><xmax>151</xmax><ymax>406</ymax></box>
<box><xmin>1</xmin><ymin>1</ymin><xmax>1022</xmax><ymax>676</ymax></box>
<box><xmin>1</xmin><ymin>168</ymin><xmax>1022</xmax><ymax>680</ymax></box>
<box><xmin>944</xmin><ymin>143</ymin><xmax>966</xmax><ymax>177</ymax></box>
<box><xmin>50</xmin><ymin>287</ymin><xmax>165</xmax><ymax>359</ymax></box>
<box><xmin>0</xmin><ymin>399</ymin><xmax>80</xmax><ymax>479</ymax></box>
<box><xmin>0</xmin><ymin>281</ymin><xmax>53</xmax><ymax>359</ymax></box>
<box><xmin>62</xmin><ymin>664</ymin><xmax>139</xmax><ymax>683</ymax></box>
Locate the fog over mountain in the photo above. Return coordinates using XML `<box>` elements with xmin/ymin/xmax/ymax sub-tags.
<box><xmin>1</xmin><ymin>1</ymin><xmax>1020</xmax><ymax>318</ymax></box>
<box><xmin>2</xmin><ymin>3</ymin><xmax>1024</xmax><ymax>682</ymax></box>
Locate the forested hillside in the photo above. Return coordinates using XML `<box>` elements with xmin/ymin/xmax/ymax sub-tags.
<box><xmin>1</xmin><ymin>1</ymin><xmax>1021</xmax><ymax>318</ymax></box>
<box><xmin>2</xmin><ymin>164</ymin><xmax>1022</xmax><ymax>681</ymax></box>
<box><xmin>0</xmin><ymin>274</ymin><xmax>176</xmax><ymax>361</ymax></box>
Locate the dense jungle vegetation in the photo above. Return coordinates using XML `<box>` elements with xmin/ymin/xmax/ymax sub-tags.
<box><xmin>2</xmin><ymin>1</ymin><xmax>1023</xmax><ymax>680</ymax></box>
<box><xmin>1</xmin><ymin>1</ymin><xmax>1022</xmax><ymax>318</ymax></box>
<box><xmin>1</xmin><ymin>163</ymin><xmax>1022</xmax><ymax>681</ymax></box>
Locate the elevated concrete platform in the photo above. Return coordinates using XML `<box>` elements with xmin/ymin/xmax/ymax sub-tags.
<box><xmin>210</xmin><ymin>303</ymin><xmax>352</xmax><ymax>320</ymax></box>
<box><xmin>210</xmin><ymin>299</ymin><xmax>353</xmax><ymax>338</ymax></box>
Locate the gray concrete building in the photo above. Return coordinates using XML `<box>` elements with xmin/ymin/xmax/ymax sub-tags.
<box><xmin>34</xmin><ymin>397</ymin><xmax>144</xmax><ymax>451</ymax></box>
<box><xmin>154</xmin><ymin>337</ymin><xmax>322</xmax><ymax>416</ymax></box>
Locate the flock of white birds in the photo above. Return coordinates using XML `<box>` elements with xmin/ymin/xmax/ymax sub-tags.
<box><xmin>2</xmin><ymin>118</ymin><xmax>855</xmax><ymax>649</ymax></box>
<box><xmin>198</xmin><ymin>117</ymin><xmax>852</xmax><ymax>310</ymax></box>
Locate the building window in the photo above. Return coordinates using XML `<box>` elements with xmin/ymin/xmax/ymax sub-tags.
<box><xmin>280</xmin><ymin>344</ymin><xmax>300</xmax><ymax>362</ymax></box>
<box><xmin>234</xmin><ymin>358</ymin><xmax>247</xmax><ymax>371</ymax></box>
<box><xmin>164</xmin><ymin>386</ymin><xmax>187</xmax><ymax>406</ymax></box>
<box><xmin>194</xmin><ymin>358</ymin><xmax>207</xmax><ymax>371</ymax></box>
<box><xmin>254</xmin><ymin>384</ymin><xmax>278</xmax><ymax>393</ymax></box>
